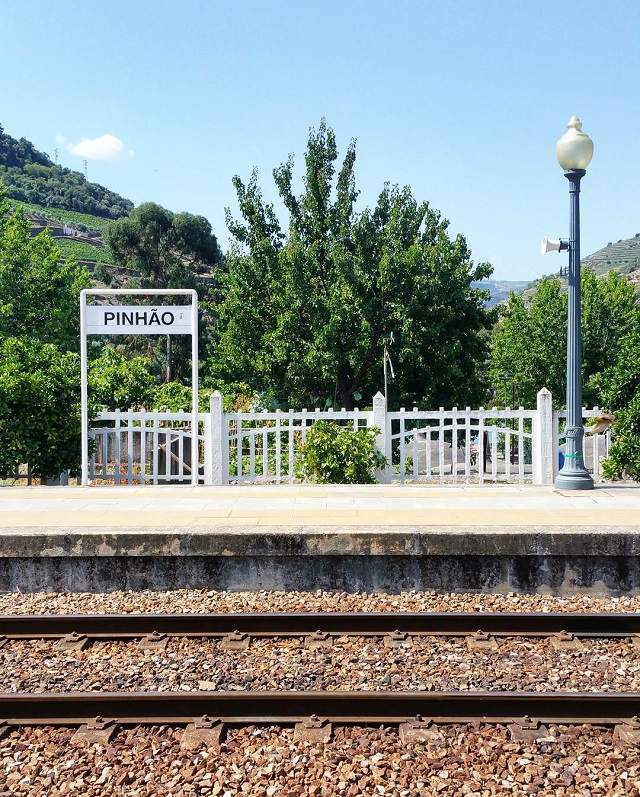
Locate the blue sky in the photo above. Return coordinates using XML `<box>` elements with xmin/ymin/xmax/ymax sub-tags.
<box><xmin>2</xmin><ymin>0</ymin><xmax>638</xmax><ymax>280</ymax></box>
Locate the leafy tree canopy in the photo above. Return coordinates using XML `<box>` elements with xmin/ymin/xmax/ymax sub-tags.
<box><xmin>0</xmin><ymin>183</ymin><xmax>91</xmax><ymax>353</ymax></box>
<box><xmin>211</xmin><ymin>120</ymin><xmax>495</xmax><ymax>410</ymax></box>
<box><xmin>0</xmin><ymin>124</ymin><xmax>52</xmax><ymax>168</ymax></box>
<box><xmin>599</xmin><ymin>329</ymin><xmax>640</xmax><ymax>481</ymax></box>
<box><xmin>490</xmin><ymin>269</ymin><xmax>639</xmax><ymax>408</ymax></box>
<box><xmin>106</xmin><ymin>202</ymin><xmax>224</xmax><ymax>383</ymax></box>
<box><xmin>107</xmin><ymin>202</ymin><xmax>223</xmax><ymax>290</ymax></box>
<box><xmin>0</xmin><ymin>337</ymin><xmax>82</xmax><ymax>479</ymax></box>
<box><xmin>88</xmin><ymin>346</ymin><xmax>156</xmax><ymax>411</ymax></box>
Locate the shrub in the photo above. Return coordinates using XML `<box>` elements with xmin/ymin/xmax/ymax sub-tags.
<box><xmin>601</xmin><ymin>392</ymin><xmax>640</xmax><ymax>481</ymax></box>
<box><xmin>298</xmin><ymin>421</ymin><xmax>386</xmax><ymax>484</ymax></box>
<box><xmin>599</xmin><ymin>329</ymin><xmax>640</xmax><ymax>481</ymax></box>
<box><xmin>0</xmin><ymin>337</ymin><xmax>82</xmax><ymax>479</ymax></box>
<box><xmin>92</xmin><ymin>262</ymin><xmax>113</xmax><ymax>285</ymax></box>
<box><xmin>88</xmin><ymin>346</ymin><xmax>155</xmax><ymax>411</ymax></box>
<box><xmin>153</xmin><ymin>382</ymin><xmax>212</xmax><ymax>412</ymax></box>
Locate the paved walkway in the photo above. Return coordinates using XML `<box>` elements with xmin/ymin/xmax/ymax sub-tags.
<box><xmin>0</xmin><ymin>483</ymin><xmax>638</xmax><ymax>530</ymax></box>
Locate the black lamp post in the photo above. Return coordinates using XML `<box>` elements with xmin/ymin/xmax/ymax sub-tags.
<box><xmin>553</xmin><ymin>116</ymin><xmax>594</xmax><ymax>490</ymax></box>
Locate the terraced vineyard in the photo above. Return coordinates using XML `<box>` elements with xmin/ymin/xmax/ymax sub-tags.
<box><xmin>8</xmin><ymin>199</ymin><xmax>118</xmax><ymax>277</ymax></box>
<box><xmin>582</xmin><ymin>234</ymin><xmax>640</xmax><ymax>277</ymax></box>
<box><xmin>55</xmin><ymin>237</ymin><xmax>114</xmax><ymax>265</ymax></box>
<box><xmin>8</xmin><ymin>200</ymin><xmax>115</xmax><ymax>235</ymax></box>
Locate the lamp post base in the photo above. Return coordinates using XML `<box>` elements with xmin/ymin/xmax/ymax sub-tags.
<box><xmin>555</xmin><ymin>470</ymin><xmax>594</xmax><ymax>491</ymax></box>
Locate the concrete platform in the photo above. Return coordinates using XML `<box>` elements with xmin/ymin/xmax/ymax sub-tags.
<box><xmin>1</xmin><ymin>483</ymin><xmax>639</xmax><ymax>594</ymax></box>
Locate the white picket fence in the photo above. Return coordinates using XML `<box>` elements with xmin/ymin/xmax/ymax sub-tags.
<box><xmin>87</xmin><ymin>389</ymin><xmax>611</xmax><ymax>486</ymax></box>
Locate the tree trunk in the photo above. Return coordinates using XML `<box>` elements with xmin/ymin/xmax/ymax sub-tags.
<box><xmin>336</xmin><ymin>363</ymin><xmax>354</xmax><ymax>410</ymax></box>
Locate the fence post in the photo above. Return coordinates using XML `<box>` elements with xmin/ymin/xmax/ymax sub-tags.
<box><xmin>207</xmin><ymin>391</ymin><xmax>226</xmax><ymax>485</ymax></box>
<box><xmin>533</xmin><ymin>387</ymin><xmax>554</xmax><ymax>485</ymax></box>
<box><xmin>372</xmin><ymin>391</ymin><xmax>390</xmax><ymax>483</ymax></box>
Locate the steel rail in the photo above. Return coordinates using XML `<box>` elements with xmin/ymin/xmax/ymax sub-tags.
<box><xmin>1</xmin><ymin>612</ymin><xmax>640</xmax><ymax>640</ymax></box>
<box><xmin>1</xmin><ymin>690</ymin><xmax>640</xmax><ymax>727</ymax></box>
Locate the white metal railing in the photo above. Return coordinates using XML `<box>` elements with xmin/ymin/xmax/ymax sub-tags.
<box><xmin>388</xmin><ymin>407</ymin><xmax>535</xmax><ymax>485</ymax></box>
<box><xmin>230</xmin><ymin>408</ymin><xmax>368</xmax><ymax>484</ymax></box>
<box><xmin>89</xmin><ymin>410</ymin><xmax>205</xmax><ymax>485</ymax></box>
<box><xmin>85</xmin><ymin>390</ymin><xmax>614</xmax><ymax>486</ymax></box>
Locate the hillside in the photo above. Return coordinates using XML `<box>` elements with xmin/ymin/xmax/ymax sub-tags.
<box><xmin>471</xmin><ymin>278</ymin><xmax>531</xmax><ymax>307</ymax></box>
<box><xmin>0</xmin><ymin>122</ymin><xmax>133</xmax><ymax>281</ymax></box>
<box><xmin>6</xmin><ymin>199</ymin><xmax>220</xmax><ymax>291</ymax></box>
<box><xmin>0</xmin><ymin>123</ymin><xmax>133</xmax><ymax>219</ymax></box>
<box><xmin>582</xmin><ymin>235</ymin><xmax>640</xmax><ymax>281</ymax></box>
<box><xmin>519</xmin><ymin>234</ymin><xmax>640</xmax><ymax>301</ymax></box>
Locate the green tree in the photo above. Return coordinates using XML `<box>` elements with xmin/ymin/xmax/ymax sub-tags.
<box><xmin>581</xmin><ymin>268</ymin><xmax>639</xmax><ymax>404</ymax></box>
<box><xmin>0</xmin><ymin>186</ymin><xmax>91</xmax><ymax>352</ymax></box>
<box><xmin>211</xmin><ymin>121</ymin><xmax>494</xmax><ymax>410</ymax></box>
<box><xmin>0</xmin><ymin>337</ymin><xmax>82</xmax><ymax>479</ymax></box>
<box><xmin>491</xmin><ymin>278</ymin><xmax>566</xmax><ymax>408</ymax></box>
<box><xmin>599</xmin><ymin>329</ymin><xmax>640</xmax><ymax>481</ymax></box>
<box><xmin>491</xmin><ymin>271</ymin><xmax>638</xmax><ymax>408</ymax></box>
<box><xmin>107</xmin><ymin>202</ymin><xmax>223</xmax><ymax>382</ymax></box>
<box><xmin>107</xmin><ymin>202</ymin><xmax>222</xmax><ymax>289</ymax></box>
<box><xmin>88</xmin><ymin>346</ymin><xmax>155</xmax><ymax>411</ymax></box>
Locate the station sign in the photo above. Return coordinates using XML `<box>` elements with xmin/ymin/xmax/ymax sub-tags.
<box><xmin>80</xmin><ymin>288</ymin><xmax>199</xmax><ymax>486</ymax></box>
<box><xmin>84</xmin><ymin>304</ymin><xmax>193</xmax><ymax>335</ymax></box>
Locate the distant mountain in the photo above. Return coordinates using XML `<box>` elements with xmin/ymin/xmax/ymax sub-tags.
<box><xmin>520</xmin><ymin>235</ymin><xmax>640</xmax><ymax>301</ymax></box>
<box><xmin>476</xmin><ymin>235</ymin><xmax>640</xmax><ymax>307</ymax></box>
<box><xmin>472</xmin><ymin>278</ymin><xmax>531</xmax><ymax>307</ymax></box>
<box><xmin>0</xmin><ymin>122</ymin><xmax>133</xmax><ymax>219</ymax></box>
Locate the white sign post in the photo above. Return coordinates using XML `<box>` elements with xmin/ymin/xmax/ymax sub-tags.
<box><xmin>80</xmin><ymin>289</ymin><xmax>199</xmax><ymax>486</ymax></box>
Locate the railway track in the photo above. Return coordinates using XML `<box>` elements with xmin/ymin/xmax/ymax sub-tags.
<box><xmin>3</xmin><ymin>612</ymin><xmax>640</xmax><ymax>743</ymax></box>
<box><xmin>2</xmin><ymin>689</ymin><xmax>640</xmax><ymax>725</ymax></box>
<box><xmin>2</xmin><ymin>611</ymin><xmax>640</xmax><ymax>642</ymax></box>
<box><xmin>1</xmin><ymin>690</ymin><xmax>640</xmax><ymax>746</ymax></box>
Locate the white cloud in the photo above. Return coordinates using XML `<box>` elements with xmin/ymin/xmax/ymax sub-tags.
<box><xmin>67</xmin><ymin>134</ymin><xmax>132</xmax><ymax>161</ymax></box>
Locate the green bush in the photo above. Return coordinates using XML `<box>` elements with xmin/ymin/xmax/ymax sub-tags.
<box><xmin>88</xmin><ymin>346</ymin><xmax>155</xmax><ymax>411</ymax></box>
<box><xmin>153</xmin><ymin>382</ymin><xmax>212</xmax><ymax>412</ymax></box>
<box><xmin>92</xmin><ymin>262</ymin><xmax>113</xmax><ymax>285</ymax></box>
<box><xmin>0</xmin><ymin>337</ymin><xmax>82</xmax><ymax>479</ymax></box>
<box><xmin>601</xmin><ymin>391</ymin><xmax>640</xmax><ymax>481</ymax></box>
<box><xmin>599</xmin><ymin>329</ymin><xmax>640</xmax><ymax>481</ymax></box>
<box><xmin>298</xmin><ymin>421</ymin><xmax>386</xmax><ymax>484</ymax></box>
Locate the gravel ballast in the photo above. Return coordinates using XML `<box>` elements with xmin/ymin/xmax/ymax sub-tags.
<box><xmin>2</xmin><ymin>724</ymin><xmax>640</xmax><ymax>796</ymax></box>
<box><xmin>2</xmin><ymin>590</ymin><xmax>640</xmax><ymax>616</ymax></box>
<box><xmin>2</xmin><ymin>590</ymin><xmax>640</xmax><ymax>795</ymax></box>
<box><xmin>2</xmin><ymin>636</ymin><xmax>640</xmax><ymax>694</ymax></box>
